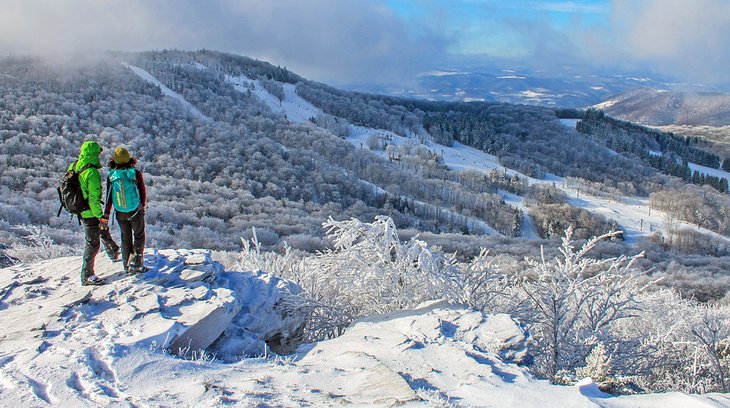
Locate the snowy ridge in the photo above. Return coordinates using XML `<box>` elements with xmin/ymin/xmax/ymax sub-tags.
<box><xmin>123</xmin><ymin>63</ymin><xmax>210</xmax><ymax>121</ymax></box>
<box><xmin>0</xmin><ymin>250</ymin><xmax>305</xmax><ymax>406</ymax></box>
<box><xmin>1</xmin><ymin>255</ymin><xmax>727</xmax><ymax>406</ymax></box>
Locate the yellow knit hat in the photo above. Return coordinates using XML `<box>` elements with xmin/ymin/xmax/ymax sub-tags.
<box><xmin>112</xmin><ymin>147</ymin><xmax>131</xmax><ymax>164</ymax></box>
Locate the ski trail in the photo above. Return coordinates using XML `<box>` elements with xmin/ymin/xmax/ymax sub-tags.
<box><xmin>123</xmin><ymin>63</ymin><xmax>210</xmax><ymax>122</ymax></box>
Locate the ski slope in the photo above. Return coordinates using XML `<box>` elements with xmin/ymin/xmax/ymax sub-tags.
<box><xmin>689</xmin><ymin>162</ymin><xmax>730</xmax><ymax>184</ymax></box>
<box><xmin>224</xmin><ymin>74</ymin><xmax>321</xmax><ymax>123</ymax></box>
<box><xmin>345</xmin><ymin>122</ymin><xmax>666</xmax><ymax>243</ymax></box>
<box><xmin>123</xmin><ymin>63</ymin><xmax>210</xmax><ymax>122</ymax></box>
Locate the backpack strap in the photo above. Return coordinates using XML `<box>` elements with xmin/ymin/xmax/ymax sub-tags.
<box><xmin>106</xmin><ymin>175</ymin><xmax>111</xmax><ymax>204</ymax></box>
<box><xmin>76</xmin><ymin>162</ymin><xmax>94</xmax><ymax>175</ymax></box>
<box><xmin>105</xmin><ymin>175</ymin><xmax>116</xmax><ymax>224</ymax></box>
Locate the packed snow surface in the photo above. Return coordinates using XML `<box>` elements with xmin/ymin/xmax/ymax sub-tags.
<box><xmin>2</xmin><ymin>254</ymin><xmax>729</xmax><ymax>406</ymax></box>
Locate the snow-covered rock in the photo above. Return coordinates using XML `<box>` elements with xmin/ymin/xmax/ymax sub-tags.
<box><xmin>210</xmin><ymin>269</ymin><xmax>305</xmax><ymax>360</ymax></box>
<box><xmin>295</xmin><ymin>300</ymin><xmax>535</xmax><ymax>405</ymax></box>
<box><xmin>0</xmin><ymin>249</ymin><xmax>305</xmax><ymax>361</ymax></box>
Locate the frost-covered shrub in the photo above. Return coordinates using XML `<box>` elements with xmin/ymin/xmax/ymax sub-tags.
<box><xmin>238</xmin><ymin>216</ymin><xmax>510</xmax><ymax>340</ymax></box>
<box><xmin>513</xmin><ymin>227</ymin><xmax>646</xmax><ymax>381</ymax></box>
<box><xmin>7</xmin><ymin>224</ymin><xmax>77</xmax><ymax>262</ymax></box>
<box><xmin>241</xmin><ymin>226</ymin><xmax>280</xmax><ymax>247</ymax></box>
<box><xmin>281</xmin><ymin>233</ymin><xmax>328</xmax><ymax>253</ymax></box>
<box><xmin>575</xmin><ymin>343</ymin><xmax>611</xmax><ymax>383</ymax></box>
<box><xmin>235</xmin><ymin>217</ymin><xmax>730</xmax><ymax>393</ymax></box>
<box><xmin>625</xmin><ymin>292</ymin><xmax>730</xmax><ymax>394</ymax></box>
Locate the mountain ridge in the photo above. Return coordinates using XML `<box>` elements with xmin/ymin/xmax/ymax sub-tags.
<box><xmin>594</xmin><ymin>87</ymin><xmax>730</xmax><ymax>126</ymax></box>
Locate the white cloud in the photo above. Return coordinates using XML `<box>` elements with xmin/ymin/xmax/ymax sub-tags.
<box><xmin>0</xmin><ymin>0</ymin><xmax>448</xmax><ymax>85</ymax></box>
<box><xmin>0</xmin><ymin>0</ymin><xmax>727</xmax><ymax>87</ymax></box>
<box><xmin>610</xmin><ymin>0</ymin><xmax>730</xmax><ymax>84</ymax></box>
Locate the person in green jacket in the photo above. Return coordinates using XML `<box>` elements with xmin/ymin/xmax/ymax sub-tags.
<box><xmin>72</xmin><ymin>140</ymin><xmax>119</xmax><ymax>286</ymax></box>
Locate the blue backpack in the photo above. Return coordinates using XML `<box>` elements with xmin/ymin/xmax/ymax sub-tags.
<box><xmin>108</xmin><ymin>168</ymin><xmax>140</xmax><ymax>212</ymax></box>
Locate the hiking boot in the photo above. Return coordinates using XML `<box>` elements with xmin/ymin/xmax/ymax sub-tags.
<box><xmin>129</xmin><ymin>255</ymin><xmax>148</xmax><ymax>274</ymax></box>
<box><xmin>107</xmin><ymin>248</ymin><xmax>120</xmax><ymax>262</ymax></box>
<box><xmin>82</xmin><ymin>275</ymin><xmax>105</xmax><ymax>286</ymax></box>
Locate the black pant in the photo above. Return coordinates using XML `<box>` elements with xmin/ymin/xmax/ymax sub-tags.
<box><xmin>115</xmin><ymin>208</ymin><xmax>146</xmax><ymax>270</ymax></box>
<box><xmin>81</xmin><ymin>217</ymin><xmax>118</xmax><ymax>279</ymax></box>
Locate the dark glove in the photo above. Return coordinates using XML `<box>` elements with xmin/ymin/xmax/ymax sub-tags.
<box><xmin>100</xmin><ymin>216</ymin><xmax>109</xmax><ymax>231</ymax></box>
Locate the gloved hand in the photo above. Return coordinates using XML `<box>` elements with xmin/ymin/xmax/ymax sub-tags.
<box><xmin>100</xmin><ymin>216</ymin><xmax>109</xmax><ymax>231</ymax></box>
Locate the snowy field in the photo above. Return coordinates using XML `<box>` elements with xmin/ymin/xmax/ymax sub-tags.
<box><xmin>1</xmin><ymin>253</ymin><xmax>728</xmax><ymax>407</ymax></box>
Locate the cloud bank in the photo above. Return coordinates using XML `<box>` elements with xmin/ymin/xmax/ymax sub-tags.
<box><xmin>0</xmin><ymin>0</ymin><xmax>728</xmax><ymax>87</ymax></box>
<box><xmin>611</xmin><ymin>0</ymin><xmax>730</xmax><ymax>84</ymax></box>
<box><xmin>0</xmin><ymin>0</ymin><xmax>447</xmax><ymax>85</ymax></box>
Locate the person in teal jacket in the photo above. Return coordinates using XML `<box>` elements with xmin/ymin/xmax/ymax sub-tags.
<box><xmin>71</xmin><ymin>140</ymin><xmax>119</xmax><ymax>286</ymax></box>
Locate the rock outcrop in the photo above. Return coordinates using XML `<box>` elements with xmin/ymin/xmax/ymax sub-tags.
<box><xmin>0</xmin><ymin>249</ymin><xmax>306</xmax><ymax>362</ymax></box>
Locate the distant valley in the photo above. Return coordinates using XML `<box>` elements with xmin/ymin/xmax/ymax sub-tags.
<box><xmin>356</xmin><ymin>65</ymin><xmax>725</xmax><ymax>109</ymax></box>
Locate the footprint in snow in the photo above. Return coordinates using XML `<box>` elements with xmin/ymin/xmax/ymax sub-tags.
<box><xmin>26</xmin><ymin>375</ymin><xmax>57</xmax><ymax>404</ymax></box>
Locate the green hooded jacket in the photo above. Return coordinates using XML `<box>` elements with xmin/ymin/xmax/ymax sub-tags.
<box><xmin>68</xmin><ymin>140</ymin><xmax>104</xmax><ymax>219</ymax></box>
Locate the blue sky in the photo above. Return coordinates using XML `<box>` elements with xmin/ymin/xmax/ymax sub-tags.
<box><xmin>1</xmin><ymin>0</ymin><xmax>729</xmax><ymax>87</ymax></box>
<box><xmin>386</xmin><ymin>0</ymin><xmax>611</xmax><ymax>57</ymax></box>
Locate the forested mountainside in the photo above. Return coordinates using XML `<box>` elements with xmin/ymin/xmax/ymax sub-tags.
<box><xmin>595</xmin><ymin>87</ymin><xmax>730</xmax><ymax>127</ymax></box>
<box><xmin>2</xmin><ymin>50</ymin><xmax>730</xmax><ymax>300</ymax></box>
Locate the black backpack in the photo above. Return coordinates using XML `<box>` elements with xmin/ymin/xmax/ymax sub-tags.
<box><xmin>57</xmin><ymin>161</ymin><xmax>93</xmax><ymax>218</ymax></box>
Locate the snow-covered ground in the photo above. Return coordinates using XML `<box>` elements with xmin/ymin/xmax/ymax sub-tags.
<box><xmin>559</xmin><ymin>118</ymin><xmax>581</xmax><ymax>128</ymax></box>
<box><xmin>689</xmin><ymin>162</ymin><xmax>730</xmax><ymax>184</ymax></box>
<box><xmin>123</xmin><ymin>63</ymin><xmax>210</xmax><ymax>121</ymax></box>
<box><xmin>224</xmin><ymin>74</ymin><xmax>321</xmax><ymax>124</ymax></box>
<box><xmin>2</xmin><ymin>255</ymin><xmax>728</xmax><ymax>407</ymax></box>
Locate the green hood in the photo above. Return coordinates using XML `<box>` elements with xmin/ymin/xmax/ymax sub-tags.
<box><xmin>76</xmin><ymin>140</ymin><xmax>103</xmax><ymax>170</ymax></box>
<box><xmin>69</xmin><ymin>140</ymin><xmax>104</xmax><ymax>218</ymax></box>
